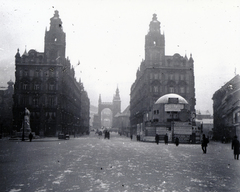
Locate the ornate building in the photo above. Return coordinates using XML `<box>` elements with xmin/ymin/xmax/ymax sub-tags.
<box><xmin>130</xmin><ymin>14</ymin><xmax>196</xmax><ymax>134</ymax></box>
<box><xmin>13</xmin><ymin>10</ymin><xmax>89</xmax><ymax>136</ymax></box>
<box><xmin>212</xmin><ymin>74</ymin><xmax>240</xmax><ymax>141</ymax></box>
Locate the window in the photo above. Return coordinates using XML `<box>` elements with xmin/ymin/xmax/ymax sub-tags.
<box><xmin>235</xmin><ymin>112</ymin><xmax>240</xmax><ymax>123</ymax></box>
<box><xmin>29</xmin><ymin>70</ymin><xmax>34</xmax><ymax>77</ymax></box>
<box><xmin>22</xmin><ymin>97</ymin><xmax>28</xmax><ymax>105</ymax></box>
<box><xmin>24</xmin><ymin>70</ymin><xmax>28</xmax><ymax>76</ymax></box>
<box><xmin>180</xmin><ymin>87</ymin><xmax>185</xmax><ymax>93</ymax></box>
<box><xmin>36</xmin><ymin>71</ymin><xmax>39</xmax><ymax>77</ymax></box>
<box><xmin>33</xmin><ymin>98</ymin><xmax>39</xmax><ymax>106</ymax></box>
<box><xmin>49</xmin><ymin>84</ymin><xmax>54</xmax><ymax>90</ymax></box>
<box><xmin>49</xmin><ymin>97</ymin><xmax>55</xmax><ymax>106</ymax></box>
<box><xmin>180</xmin><ymin>74</ymin><xmax>184</xmax><ymax>80</ymax></box>
<box><xmin>34</xmin><ymin>84</ymin><xmax>40</xmax><ymax>90</ymax></box>
<box><xmin>154</xmin><ymin>110</ymin><xmax>159</xmax><ymax>115</ymax></box>
<box><xmin>175</xmin><ymin>74</ymin><xmax>179</xmax><ymax>81</ymax></box>
<box><xmin>169</xmin><ymin>87</ymin><xmax>174</xmax><ymax>93</ymax></box>
<box><xmin>150</xmin><ymin>73</ymin><xmax>153</xmax><ymax>79</ymax></box>
<box><xmin>23</xmin><ymin>83</ymin><xmax>28</xmax><ymax>90</ymax></box>
<box><xmin>154</xmin><ymin>86</ymin><xmax>158</xmax><ymax>93</ymax></box>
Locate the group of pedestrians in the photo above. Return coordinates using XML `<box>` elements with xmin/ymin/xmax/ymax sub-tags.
<box><xmin>155</xmin><ymin>133</ymin><xmax>179</xmax><ymax>146</ymax></box>
<box><xmin>134</xmin><ymin>132</ymin><xmax>240</xmax><ymax>159</ymax></box>
<box><xmin>104</xmin><ymin>130</ymin><xmax>110</xmax><ymax>139</ymax></box>
<box><xmin>199</xmin><ymin>133</ymin><xmax>240</xmax><ymax>159</ymax></box>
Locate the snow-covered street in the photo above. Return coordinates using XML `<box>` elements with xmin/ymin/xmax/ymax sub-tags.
<box><xmin>1</xmin><ymin>132</ymin><xmax>240</xmax><ymax>192</ymax></box>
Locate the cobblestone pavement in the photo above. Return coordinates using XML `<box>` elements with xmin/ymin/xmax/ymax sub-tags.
<box><xmin>0</xmin><ymin>133</ymin><xmax>240</xmax><ymax>192</ymax></box>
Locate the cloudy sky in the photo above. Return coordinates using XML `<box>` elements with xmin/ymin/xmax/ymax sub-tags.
<box><xmin>1</xmin><ymin>0</ymin><xmax>240</xmax><ymax>114</ymax></box>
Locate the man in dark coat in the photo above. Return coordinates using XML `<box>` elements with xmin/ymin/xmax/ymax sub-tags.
<box><xmin>155</xmin><ymin>134</ymin><xmax>159</xmax><ymax>145</ymax></box>
<box><xmin>29</xmin><ymin>132</ymin><xmax>33</xmax><ymax>142</ymax></box>
<box><xmin>175</xmin><ymin>137</ymin><xmax>179</xmax><ymax>146</ymax></box>
<box><xmin>232</xmin><ymin>136</ymin><xmax>239</xmax><ymax>160</ymax></box>
<box><xmin>164</xmin><ymin>134</ymin><xmax>168</xmax><ymax>145</ymax></box>
<box><xmin>201</xmin><ymin>134</ymin><xmax>209</xmax><ymax>154</ymax></box>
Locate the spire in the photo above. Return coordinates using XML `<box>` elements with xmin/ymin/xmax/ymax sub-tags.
<box><xmin>113</xmin><ymin>86</ymin><xmax>120</xmax><ymax>101</ymax></box>
<box><xmin>116</xmin><ymin>86</ymin><xmax>119</xmax><ymax>97</ymax></box>
<box><xmin>185</xmin><ymin>51</ymin><xmax>188</xmax><ymax>59</ymax></box>
<box><xmin>15</xmin><ymin>49</ymin><xmax>21</xmax><ymax>64</ymax></box>
<box><xmin>15</xmin><ymin>48</ymin><xmax>20</xmax><ymax>57</ymax></box>
<box><xmin>23</xmin><ymin>46</ymin><xmax>28</xmax><ymax>56</ymax></box>
<box><xmin>189</xmin><ymin>53</ymin><xmax>194</xmax><ymax>62</ymax></box>
<box><xmin>98</xmin><ymin>94</ymin><xmax>102</xmax><ymax>103</ymax></box>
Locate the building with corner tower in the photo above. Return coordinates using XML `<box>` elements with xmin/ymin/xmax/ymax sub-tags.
<box><xmin>130</xmin><ymin>14</ymin><xmax>196</xmax><ymax>138</ymax></box>
<box><xmin>12</xmin><ymin>10</ymin><xmax>89</xmax><ymax>136</ymax></box>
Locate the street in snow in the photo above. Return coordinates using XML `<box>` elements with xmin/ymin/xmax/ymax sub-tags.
<box><xmin>1</xmin><ymin>133</ymin><xmax>240</xmax><ymax>192</ymax></box>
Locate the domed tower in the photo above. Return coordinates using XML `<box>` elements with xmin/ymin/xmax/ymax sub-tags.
<box><xmin>145</xmin><ymin>13</ymin><xmax>165</xmax><ymax>65</ymax></box>
<box><xmin>44</xmin><ymin>10</ymin><xmax>66</xmax><ymax>63</ymax></box>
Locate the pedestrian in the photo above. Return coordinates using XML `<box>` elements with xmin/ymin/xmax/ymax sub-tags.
<box><xmin>175</xmin><ymin>137</ymin><xmax>179</xmax><ymax>146</ymax></box>
<box><xmin>130</xmin><ymin>135</ymin><xmax>133</xmax><ymax>140</ymax></box>
<box><xmin>201</xmin><ymin>134</ymin><xmax>209</xmax><ymax>154</ymax></box>
<box><xmin>107</xmin><ymin>131</ymin><xmax>110</xmax><ymax>139</ymax></box>
<box><xmin>164</xmin><ymin>134</ymin><xmax>168</xmax><ymax>145</ymax></box>
<box><xmin>232</xmin><ymin>135</ymin><xmax>239</xmax><ymax>160</ymax></box>
<box><xmin>155</xmin><ymin>134</ymin><xmax>159</xmax><ymax>145</ymax></box>
<box><xmin>104</xmin><ymin>130</ymin><xmax>107</xmax><ymax>139</ymax></box>
<box><xmin>222</xmin><ymin>136</ymin><xmax>226</xmax><ymax>143</ymax></box>
<box><xmin>29</xmin><ymin>132</ymin><xmax>33</xmax><ymax>142</ymax></box>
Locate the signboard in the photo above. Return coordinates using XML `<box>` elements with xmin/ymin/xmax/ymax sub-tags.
<box><xmin>168</xmin><ymin>98</ymin><xmax>178</xmax><ymax>104</ymax></box>
<box><xmin>145</xmin><ymin>127</ymin><xmax>156</xmax><ymax>136</ymax></box>
<box><xmin>165</xmin><ymin>104</ymin><xmax>184</xmax><ymax>112</ymax></box>
<box><xmin>174</xmin><ymin>122</ymin><xmax>192</xmax><ymax>135</ymax></box>
<box><xmin>156</xmin><ymin>127</ymin><xmax>168</xmax><ymax>135</ymax></box>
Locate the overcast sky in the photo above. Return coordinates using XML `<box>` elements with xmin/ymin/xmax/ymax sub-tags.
<box><xmin>1</xmin><ymin>0</ymin><xmax>240</xmax><ymax>114</ymax></box>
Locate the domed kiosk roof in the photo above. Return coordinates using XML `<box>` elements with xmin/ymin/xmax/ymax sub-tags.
<box><xmin>155</xmin><ymin>93</ymin><xmax>188</xmax><ymax>104</ymax></box>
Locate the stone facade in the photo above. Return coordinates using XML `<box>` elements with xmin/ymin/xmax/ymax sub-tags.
<box><xmin>0</xmin><ymin>80</ymin><xmax>14</xmax><ymax>136</ymax></box>
<box><xmin>13</xmin><ymin>10</ymin><xmax>89</xmax><ymax>136</ymax></box>
<box><xmin>130</xmin><ymin>14</ymin><xmax>196</xmax><ymax>134</ymax></box>
<box><xmin>212</xmin><ymin>74</ymin><xmax>240</xmax><ymax>141</ymax></box>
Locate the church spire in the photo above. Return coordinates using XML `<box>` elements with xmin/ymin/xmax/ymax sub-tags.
<box><xmin>113</xmin><ymin>86</ymin><xmax>120</xmax><ymax>101</ymax></box>
<box><xmin>98</xmin><ymin>94</ymin><xmax>102</xmax><ymax>104</ymax></box>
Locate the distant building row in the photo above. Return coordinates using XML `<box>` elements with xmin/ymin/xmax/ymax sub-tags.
<box><xmin>212</xmin><ymin>74</ymin><xmax>240</xmax><ymax>141</ymax></box>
